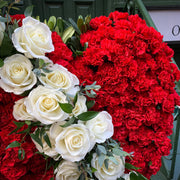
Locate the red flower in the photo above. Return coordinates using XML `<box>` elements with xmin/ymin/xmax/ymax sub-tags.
<box><xmin>11</xmin><ymin>14</ymin><xmax>25</xmax><ymax>26</ymax></box>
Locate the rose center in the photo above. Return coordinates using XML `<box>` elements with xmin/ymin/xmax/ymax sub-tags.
<box><xmin>41</xmin><ymin>97</ymin><xmax>57</xmax><ymax>110</ymax></box>
<box><xmin>47</xmin><ymin>71</ymin><xmax>70</xmax><ymax>88</ymax></box>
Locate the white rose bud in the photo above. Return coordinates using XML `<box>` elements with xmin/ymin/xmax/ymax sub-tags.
<box><xmin>25</xmin><ymin>85</ymin><xmax>69</xmax><ymax>124</ymax></box>
<box><xmin>86</xmin><ymin>111</ymin><xmax>114</xmax><ymax>143</ymax></box>
<box><xmin>38</xmin><ymin>64</ymin><xmax>79</xmax><ymax>97</ymax></box>
<box><xmin>0</xmin><ymin>20</ymin><xmax>5</xmax><ymax>46</ymax></box>
<box><xmin>55</xmin><ymin>124</ymin><xmax>92</xmax><ymax>162</ymax></box>
<box><xmin>55</xmin><ymin>160</ymin><xmax>81</xmax><ymax>180</ymax></box>
<box><xmin>12</xmin><ymin>16</ymin><xmax>54</xmax><ymax>59</ymax></box>
<box><xmin>72</xmin><ymin>95</ymin><xmax>87</xmax><ymax>116</ymax></box>
<box><xmin>0</xmin><ymin>54</ymin><xmax>37</xmax><ymax>95</ymax></box>
<box><xmin>32</xmin><ymin>122</ymin><xmax>64</xmax><ymax>160</ymax></box>
<box><xmin>13</xmin><ymin>98</ymin><xmax>35</xmax><ymax>121</ymax></box>
<box><xmin>91</xmin><ymin>153</ymin><xmax>125</xmax><ymax>180</ymax></box>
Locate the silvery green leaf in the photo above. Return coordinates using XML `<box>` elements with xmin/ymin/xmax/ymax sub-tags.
<box><xmin>97</xmin><ymin>145</ymin><xmax>107</xmax><ymax>155</ymax></box>
<box><xmin>24</xmin><ymin>5</ymin><xmax>33</xmax><ymax>17</ymax></box>
<box><xmin>98</xmin><ymin>154</ymin><xmax>106</xmax><ymax>167</ymax></box>
<box><xmin>108</xmin><ymin>156</ymin><xmax>119</xmax><ymax>165</ymax></box>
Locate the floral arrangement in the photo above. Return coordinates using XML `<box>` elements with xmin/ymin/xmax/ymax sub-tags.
<box><xmin>0</xmin><ymin>1</ymin><xmax>179</xmax><ymax>180</ymax></box>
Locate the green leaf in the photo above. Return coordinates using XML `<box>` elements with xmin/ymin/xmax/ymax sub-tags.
<box><xmin>49</xmin><ymin>178</ymin><xmax>54</xmax><ymax>180</ymax></box>
<box><xmin>73</xmin><ymin>93</ymin><xmax>78</xmax><ymax>105</ymax></box>
<box><xmin>60</xmin><ymin>117</ymin><xmax>76</xmax><ymax>128</ymax></box>
<box><xmin>16</xmin><ymin>128</ymin><xmax>30</xmax><ymax>134</ymax></box>
<box><xmin>13</xmin><ymin>121</ymin><xmax>25</xmax><ymax>128</ymax></box>
<box><xmin>0</xmin><ymin>16</ymin><xmax>8</xmax><ymax>22</ymax></box>
<box><xmin>68</xmin><ymin>18</ymin><xmax>81</xmax><ymax>35</ymax></box>
<box><xmin>25</xmin><ymin>120</ymin><xmax>31</xmax><ymax>126</ymax></box>
<box><xmin>125</xmin><ymin>163</ymin><xmax>140</xmax><ymax>170</ymax></box>
<box><xmin>39</xmin><ymin>59</ymin><xmax>45</xmax><ymax>68</ymax></box>
<box><xmin>18</xmin><ymin>148</ymin><xmax>25</xmax><ymax>160</ymax></box>
<box><xmin>30</xmin><ymin>133</ymin><xmax>43</xmax><ymax>148</ymax></box>
<box><xmin>9</xmin><ymin>127</ymin><xmax>19</xmax><ymax>135</ymax></box>
<box><xmin>0</xmin><ymin>59</ymin><xmax>4</xmax><ymax>67</ymax></box>
<box><xmin>86</xmin><ymin>100</ymin><xmax>95</xmax><ymax>109</ymax></box>
<box><xmin>91</xmin><ymin>167</ymin><xmax>97</xmax><ymax>173</ymax></box>
<box><xmin>11</xmin><ymin>6</ymin><xmax>20</xmax><ymax>10</ymax></box>
<box><xmin>48</xmin><ymin>16</ymin><xmax>56</xmax><ymax>31</ymax></box>
<box><xmin>0</xmin><ymin>1</ymin><xmax>8</xmax><ymax>9</ymax></box>
<box><xmin>98</xmin><ymin>154</ymin><xmax>106</xmax><ymax>167</ymax></box>
<box><xmin>113</xmin><ymin>148</ymin><xmax>130</xmax><ymax>157</ymax></box>
<box><xmin>0</xmin><ymin>33</ymin><xmax>15</xmax><ymax>57</ymax></box>
<box><xmin>59</xmin><ymin>102</ymin><xmax>74</xmax><ymax>113</ymax></box>
<box><xmin>6</xmin><ymin>141</ymin><xmax>21</xmax><ymax>149</ymax></box>
<box><xmin>97</xmin><ymin>145</ymin><xmax>107</xmax><ymax>155</ymax></box>
<box><xmin>84</xmin><ymin>42</ymin><xmax>88</xmax><ymax>50</ymax></box>
<box><xmin>85</xmin><ymin>15</ymin><xmax>91</xmax><ymax>24</ymax></box>
<box><xmin>104</xmin><ymin>159</ymin><xmax>109</xmax><ymax>169</ymax></box>
<box><xmin>43</xmin><ymin>132</ymin><xmax>52</xmax><ymax>148</ymax></box>
<box><xmin>77</xmin><ymin>111</ymin><xmax>99</xmax><ymax>121</ymax></box>
<box><xmin>57</xmin><ymin>17</ymin><xmax>64</xmax><ymax>35</ymax></box>
<box><xmin>108</xmin><ymin>156</ymin><xmax>119</xmax><ymax>165</ymax></box>
<box><xmin>130</xmin><ymin>172</ymin><xmax>148</xmax><ymax>180</ymax></box>
<box><xmin>24</xmin><ymin>5</ymin><xmax>34</xmax><ymax>17</ymax></box>
<box><xmin>77</xmin><ymin>15</ymin><xmax>84</xmax><ymax>33</ymax></box>
<box><xmin>61</xmin><ymin>26</ymin><xmax>75</xmax><ymax>43</ymax></box>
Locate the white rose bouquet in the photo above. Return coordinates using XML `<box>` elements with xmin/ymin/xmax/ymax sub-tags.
<box><xmin>0</xmin><ymin>2</ymin><xmax>148</xmax><ymax>180</ymax></box>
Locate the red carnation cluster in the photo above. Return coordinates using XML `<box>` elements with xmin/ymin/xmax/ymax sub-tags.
<box><xmin>0</xmin><ymin>88</ymin><xmax>54</xmax><ymax>180</ymax></box>
<box><xmin>46</xmin><ymin>31</ymin><xmax>73</xmax><ymax>67</ymax></box>
<box><xmin>51</xmin><ymin>12</ymin><xmax>179</xmax><ymax>178</ymax></box>
<box><xmin>11</xmin><ymin>14</ymin><xmax>25</xmax><ymax>26</ymax></box>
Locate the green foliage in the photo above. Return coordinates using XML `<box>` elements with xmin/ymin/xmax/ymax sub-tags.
<box><xmin>30</xmin><ymin>133</ymin><xmax>43</xmax><ymax>148</ymax></box>
<box><xmin>18</xmin><ymin>148</ymin><xmax>25</xmax><ymax>160</ymax></box>
<box><xmin>59</xmin><ymin>102</ymin><xmax>74</xmax><ymax>113</ymax></box>
<box><xmin>48</xmin><ymin>16</ymin><xmax>56</xmax><ymax>31</ymax></box>
<box><xmin>0</xmin><ymin>58</ymin><xmax>4</xmax><ymax>67</ymax></box>
<box><xmin>68</xmin><ymin>17</ymin><xmax>81</xmax><ymax>35</ymax></box>
<box><xmin>61</xmin><ymin>26</ymin><xmax>75</xmax><ymax>43</ymax></box>
<box><xmin>77</xmin><ymin>15</ymin><xmax>91</xmax><ymax>34</ymax></box>
<box><xmin>77</xmin><ymin>111</ymin><xmax>99</xmax><ymax>121</ymax></box>
<box><xmin>86</xmin><ymin>100</ymin><xmax>95</xmax><ymax>109</ymax></box>
<box><xmin>24</xmin><ymin>5</ymin><xmax>33</xmax><ymax>17</ymax></box>
<box><xmin>0</xmin><ymin>33</ymin><xmax>15</xmax><ymax>57</ymax></box>
<box><xmin>60</xmin><ymin>117</ymin><xmax>76</xmax><ymax>128</ymax></box>
<box><xmin>6</xmin><ymin>141</ymin><xmax>21</xmax><ymax>149</ymax></box>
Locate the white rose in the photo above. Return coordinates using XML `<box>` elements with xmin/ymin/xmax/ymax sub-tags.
<box><xmin>72</xmin><ymin>95</ymin><xmax>87</xmax><ymax>116</ymax></box>
<box><xmin>0</xmin><ymin>20</ymin><xmax>5</xmax><ymax>46</ymax></box>
<box><xmin>32</xmin><ymin>122</ymin><xmax>64</xmax><ymax>160</ymax></box>
<box><xmin>55</xmin><ymin>124</ymin><xmax>92</xmax><ymax>162</ymax></box>
<box><xmin>86</xmin><ymin>111</ymin><xmax>114</xmax><ymax>143</ymax></box>
<box><xmin>0</xmin><ymin>54</ymin><xmax>37</xmax><ymax>95</ymax></box>
<box><xmin>91</xmin><ymin>153</ymin><xmax>125</xmax><ymax>180</ymax></box>
<box><xmin>38</xmin><ymin>64</ymin><xmax>79</xmax><ymax>97</ymax></box>
<box><xmin>25</xmin><ymin>85</ymin><xmax>69</xmax><ymax>124</ymax></box>
<box><xmin>55</xmin><ymin>160</ymin><xmax>81</xmax><ymax>180</ymax></box>
<box><xmin>13</xmin><ymin>97</ymin><xmax>35</xmax><ymax>121</ymax></box>
<box><xmin>12</xmin><ymin>16</ymin><xmax>54</xmax><ymax>59</ymax></box>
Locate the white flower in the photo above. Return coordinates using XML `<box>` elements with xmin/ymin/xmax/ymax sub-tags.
<box><xmin>32</xmin><ymin>122</ymin><xmax>64</xmax><ymax>160</ymax></box>
<box><xmin>72</xmin><ymin>95</ymin><xmax>87</xmax><ymax>116</ymax></box>
<box><xmin>12</xmin><ymin>16</ymin><xmax>54</xmax><ymax>59</ymax></box>
<box><xmin>38</xmin><ymin>64</ymin><xmax>79</xmax><ymax>97</ymax></box>
<box><xmin>55</xmin><ymin>160</ymin><xmax>81</xmax><ymax>180</ymax></box>
<box><xmin>0</xmin><ymin>20</ymin><xmax>5</xmax><ymax>46</ymax></box>
<box><xmin>0</xmin><ymin>54</ymin><xmax>37</xmax><ymax>95</ymax></box>
<box><xmin>13</xmin><ymin>97</ymin><xmax>35</xmax><ymax>121</ymax></box>
<box><xmin>25</xmin><ymin>85</ymin><xmax>69</xmax><ymax>124</ymax></box>
<box><xmin>91</xmin><ymin>153</ymin><xmax>125</xmax><ymax>180</ymax></box>
<box><xmin>55</xmin><ymin>124</ymin><xmax>92</xmax><ymax>162</ymax></box>
<box><xmin>86</xmin><ymin>111</ymin><xmax>114</xmax><ymax>143</ymax></box>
